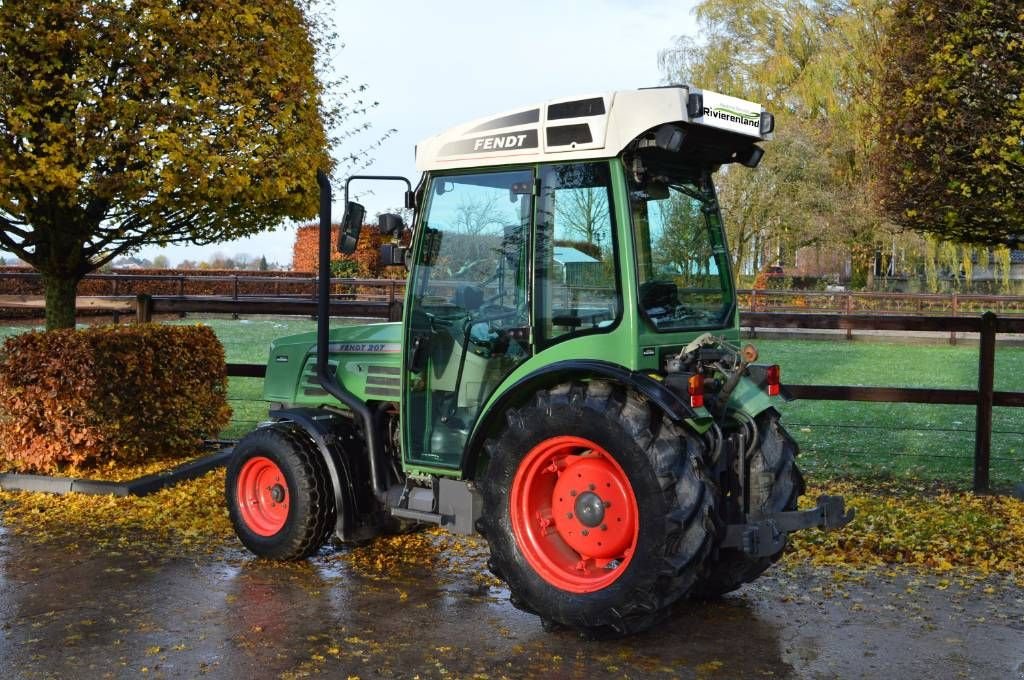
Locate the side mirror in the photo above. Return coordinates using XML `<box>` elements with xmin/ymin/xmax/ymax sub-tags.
<box><xmin>654</xmin><ymin>124</ymin><xmax>686</xmax><ymax>153</ymax></box>
<box><xmin>379</xmin><ymin>243</ymin><xmax>408</xmax><ymax>268</ymax></box>
<box><xmin>736</xmin><ymin>145</ymin><xmax>764</xmax><ymax>168</ymax></box>
<box><xmin>378</xmin><ymin>213</ymin><xmax>405</xmax><ymax>237</ymax></box>
<box><xmin>339</xmin><ymin>201</ymin><xmax>365</xmax><ymax>254</ymax></box>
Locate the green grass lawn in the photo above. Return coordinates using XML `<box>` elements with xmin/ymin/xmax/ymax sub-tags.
<box><xmin>756</xmin><ymin>339</ymin><xmax>1024</xmax><ymax>488</ymax></box>
<box><xmin>163</xmin><ymin>316</ymin><xmax>319</xmax><ymax>364</ymax></box>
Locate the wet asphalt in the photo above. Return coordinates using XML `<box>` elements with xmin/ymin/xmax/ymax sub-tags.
<box><xmin>1</xmin><ymin>524</ymin><xmax>1022</xmax><ymax>680</ymax></box>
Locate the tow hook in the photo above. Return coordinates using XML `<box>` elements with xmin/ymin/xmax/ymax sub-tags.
<box><xmin>721</xmin><ymin>495</ymin><xmax>856</xmax><ymax>558</ymax></box>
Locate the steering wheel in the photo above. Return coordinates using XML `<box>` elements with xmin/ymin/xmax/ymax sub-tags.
<box><xmin>464</xmin><ymin>304</ymin><xmax>526</xmax><ymax>357</ymax></box>
<box><xmin>469</xmin><ymin>304</ymin><xmax>522</xmax><ymax>327</ymax></box>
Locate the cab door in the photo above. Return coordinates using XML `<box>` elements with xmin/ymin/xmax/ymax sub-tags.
<box><xmin>403</xmin><ymin>169</ymin><xmax>534</xmax><ymax>469</ymax></box>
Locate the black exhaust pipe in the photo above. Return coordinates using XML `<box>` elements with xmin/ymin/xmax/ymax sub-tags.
<box><xmin>315</xmin><ymin>170</ymin><xmax>387</xmax><ymax>499</ymax></box>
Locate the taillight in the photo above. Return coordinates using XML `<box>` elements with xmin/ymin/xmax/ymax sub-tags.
<box><xmin>766</xmin><ymin>364</ymin><xmax>780</xmax><ymax>396</ymax></box>
<box><xmin>688</xmin><ymin>374</ymin><xmax>704</xmax><ymax>408</ymax></box>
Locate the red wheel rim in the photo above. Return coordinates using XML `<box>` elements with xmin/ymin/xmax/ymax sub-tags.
<box><xmin>236</xmin><ymin>456</ymin><xmax>290</xmax><ymax>537</ymax></box>
<box><xmin>510</xmin><ymin>436</ymin><xmax>639</xmax><ymax>593</ymax></box>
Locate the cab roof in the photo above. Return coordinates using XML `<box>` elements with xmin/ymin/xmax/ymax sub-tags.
<box><xmin>415</xmin><ymin>85</ymin><xmax>773</xmax><ymax>173</ymax></box>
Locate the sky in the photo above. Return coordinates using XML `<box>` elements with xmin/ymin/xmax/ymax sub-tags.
<box><xmin>133</xmin><ymin>0</ymin><xmax>701</xmax><ymax>267</ymax></box>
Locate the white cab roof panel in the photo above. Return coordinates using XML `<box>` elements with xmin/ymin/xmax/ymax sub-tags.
<box><xmin>415</xmin><ymin>85</ymin><xmax>771</xmax><ymax>172</ymax></box>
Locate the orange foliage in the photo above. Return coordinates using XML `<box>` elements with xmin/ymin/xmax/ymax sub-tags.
<box><xmin>0</xmin><ymin>325</ymin><xmax>231</xmax><ymax>472</ymax></box>
<box><xmin>292</xmin><ymin>223</ymin><xmax>376</xmax><ymax>276</ymax></box>
<box><xmin>291</xmin><ymin>223</ymin><xmax>406</xmax><ymax>281</ymax></box>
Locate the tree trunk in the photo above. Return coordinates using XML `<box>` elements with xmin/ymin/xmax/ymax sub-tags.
<box><xmin>42</xmin><ymin>273</ymin><xmax>80</xmax><ymax>330</ymax></box>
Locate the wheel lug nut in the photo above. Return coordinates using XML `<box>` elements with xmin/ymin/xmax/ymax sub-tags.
<box><xmin>566</xmin><ymin>513</ymin><xmax>574</xmax><ymax>519</ymax></box>
<box><xmin>601</xmin><ymin>524</ymin><xmax>608</xmax><ymax>531</ymax></box>
<box><xmin>570</xmin><ymin>490</ymin><xmax>577</xmax><ymax>497</ymax></box>
<box><xmin>604</xmin><ymin>501</ymin><xmax>612</xmax><ymax>508</ymax></box>
<box><xmin>581</xmin><ymin>529</ymin><xmax>589</xmax><ymax>536</ymax></box>
<box><xmin>589</xmin><ymin>484</ymin><xmax>596</xmax><ymax>491</ymax></box>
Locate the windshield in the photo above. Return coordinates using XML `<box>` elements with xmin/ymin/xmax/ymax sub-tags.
<box><xmin>630</xmin><ymin>177</ymin><xmax>733</xmax><ymax>331</ymax></box>
<box><xmin>411</xmin><ymin>170</ymin><xmax>531</xmax><ymax>320</ymax></box>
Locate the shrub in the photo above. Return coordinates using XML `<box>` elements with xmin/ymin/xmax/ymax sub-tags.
<box><xmin>292</xmin><ymin>222</ymin><xmax>379</xmax><ymax>276</ymax></box>
<box><xmin>0</xmin><ymin>324</ymin><xmax>231</xmax><ymax>472</ymax></box>
<box><xmin>0</xmin><ymin>266</ymin><xmax>316</xmax><ymax>297</ymax></box>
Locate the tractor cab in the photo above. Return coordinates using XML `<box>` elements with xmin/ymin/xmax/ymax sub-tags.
<box><xmin>228</xmin><ymin>85</ymin><xmax>852</xmax><ymax>638</ymax></box>
<box><xmin>400</xmin><ymin>86</ymin><xmax>770</xmax><ymax>471</ymax></box>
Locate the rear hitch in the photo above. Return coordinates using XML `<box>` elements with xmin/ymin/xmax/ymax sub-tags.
<box><xmin>720</xmin><ymin>495</ymin><xmax>855</xmax><ymax>558</ymax></box>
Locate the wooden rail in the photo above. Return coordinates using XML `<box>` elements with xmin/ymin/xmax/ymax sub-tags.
<box><xmin>136</xmin><ymin>294</ymin><xmax>402</xmax><ymax>321</ymax></box>
<box><xmin>741</xmin><ymin>288</ymin><xmax>1024</xmax><ymax>316</ymax></box>
<box><xmin>1</xmin><ymin>272</ymin><xmax>1021</xmax><ymax>313</ymax></box>
<box><xmin>0</xmin><ymin>295</ymin><xmax>134</xmax><ymax>312</ymax></box>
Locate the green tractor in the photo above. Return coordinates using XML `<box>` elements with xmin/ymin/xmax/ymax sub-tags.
<box><xmin>225</xmin><ymin>85</ymin><xmax>853</xmax><ymax>636</ymax></box>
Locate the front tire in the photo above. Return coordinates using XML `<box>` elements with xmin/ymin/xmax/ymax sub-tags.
<box><xmin>226</xmin><ymin>424</ymin><xmax>334</xmax><ymax>560</ymax></box>
<box><xmin>479</xmin><ymin>382</ymin><xmax>718</xmax><ymax>636</ymax></box>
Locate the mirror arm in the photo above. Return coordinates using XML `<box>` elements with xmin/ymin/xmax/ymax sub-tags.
<box><xmin>344</xmin><ymin>174</ymin><xmax>414</xmax><ymax>209</ymax></box>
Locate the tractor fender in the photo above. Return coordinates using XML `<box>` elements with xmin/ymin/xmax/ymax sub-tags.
<box><xmin>461</xmin><ymin>359</ymin><xmax>698</xmax><ymax>477</ymax></box>
<box><xmin>268</xmin><ymin>407</ymin><xmax>359</xmax><ymax>541</ymax></box>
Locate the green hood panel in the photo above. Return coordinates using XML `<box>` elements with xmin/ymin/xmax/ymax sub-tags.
<box><xmin>263</xmin><ymin>322</ymin><xmax>403</xmax><ymax>406</ymax></box>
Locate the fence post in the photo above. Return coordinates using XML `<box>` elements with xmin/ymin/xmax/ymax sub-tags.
<box><xmin>111</xmin><ymin>277</ymin><xmax>120</xmax><ymax>324</ymax></box>
<box><xmin>176</xmin><ymin>275</ymin><xmax>187</xmax><ymax>318</ymax></box>
<box><xmin>845</xmin><ymin>292</ymin><xmax>853</xmax><ymax>340</ymax></box>
<box><xmin>135</xmin><ymin>294</ymin><xmax>153</xmax><ymax>324</ymax></box>
<box><xmin>310</xmin><ymin>277</ymin><xmax>318</xmax><ymax>320</ymax></box>
<box><xmin>973</xmin><ymin>311</ymin><xmax>996</xmax><ymax>494</ymax></box>
<box><xmin>950</xmin><ymin>293</ymin><xmax>958</xmax><ymax>345</ymax></box>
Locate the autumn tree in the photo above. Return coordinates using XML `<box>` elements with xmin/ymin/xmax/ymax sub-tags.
<box><xmin>660</xmin><ymin>0</ymin><xmax>894</xmax><ymax>284</ymax></box>
<box><xmin>875</xmin><ymin>0</ymin><xmax>1024</xmax><ymax>246</ymax></box>
<box><xmin>555</xmin><ymin>187</ymin><xmax>610</xmax><ymax>245</ymax></box>
<box><xmin>0</xmin><ymin>1</ymin><xmax>387</xmax><ymax>329</ymax></box>
<box><xmin>650</xmin><ymin>192</ymin><xmax>711</xmax><ymax>287</ymax></box>
<box><xmin>453</xmin><ymin>195</ymin><xmax>509</xmax><ymax>236</ymax></box>
<box><xmin>712</xmin><ymin>118</ymin><xmax>837</xmax><ymax>280</ymax></box>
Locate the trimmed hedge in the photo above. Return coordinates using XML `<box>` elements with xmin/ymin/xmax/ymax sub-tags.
<box><xmin>0</xmin><ymin>266</ymin><xmax>317</xmax><ymax>297</ymax></box>
<box><xmin>0</xmin><ymin>324</ymin><xmax>231</xmax><ymax>472</ymax></box>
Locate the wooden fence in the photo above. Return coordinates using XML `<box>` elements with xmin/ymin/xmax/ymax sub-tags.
<box><xmin>741</xmin><ymin>288</ymin><xmax>1024</xmax><ymax>317</ymax></box>
<box><xmin>739</xmin><ymin>311</ymin><xmax>1023</xmax><ymax>492</ymax></box>
<box><xmin>208</xmin><ymin>303</ymin><xmax>1023</xmax><ymax>494</ymax></box>
<box><xmin>3</xmin><ymin>271</ymin><xmax>1024</xmax><ymax>316</ymax></box>
<box><xmin>0</xmin><ymin>270</ymin><xmax>405</xmax><ymax>305</ymax></box>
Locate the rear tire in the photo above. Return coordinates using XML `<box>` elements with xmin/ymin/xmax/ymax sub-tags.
<box><xmin>478</xmin><ymin>381</ymin><xmax>718</xmax><ymax>636</ymax></box>
<box><xmin>226</xmin><ymin>424</ymin><xmax>334</xmax><ymax>560</ymax></box>
<box><xmin>694</xmin><ymin>410</ymin><xmax>804</xmax><ymax>598</ymax></box>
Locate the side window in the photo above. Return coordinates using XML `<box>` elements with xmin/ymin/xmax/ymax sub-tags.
<box><xmin>631</xmin><ymin>180</ymin><xmax>733</xmax><ymax>331</ymax></box>
<box><xmin>536</xmin><ymin>162</ymin><xmax>621</xmax><ymax>344</ymax></box>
